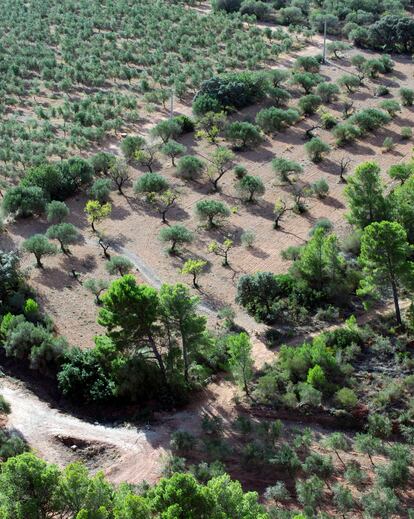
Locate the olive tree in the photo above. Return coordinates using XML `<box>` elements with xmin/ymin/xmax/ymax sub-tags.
<box><xmin>159</xmin><ymin>224</ymin><xmax>194</xmax><ymax>253</ymax></box>
<box><xmin>22</xmin><ymin>234</ymin><xmax>58</xmax><ymax>268</ymax></box>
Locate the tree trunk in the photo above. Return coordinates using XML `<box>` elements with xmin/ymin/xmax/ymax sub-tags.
<box><xmin>35</xmin><ymin>255</ymin><xmax>43</xmax><ymax>268</ymax></box>
<box><xmin>391</xmin><ymin>279</ymin><xmax>402</xmax><ymax>325</ymax></box>
<box><xmin>148</xmin><ymin>332</ymin><xmax>168</xmax><ymax>387</ymax></box>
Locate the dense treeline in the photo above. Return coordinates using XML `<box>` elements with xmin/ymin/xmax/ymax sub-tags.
<box><xmin>0</xmin><ymin>251</ymin><xmax>229</xmax><ymax>406</ymax></box>
<box><xmin>213</xmin><ymin>0</ymin><xmax>414</xmax><ymax>53</ymax></box>
<box><xmin>0</xmin><ymin>450</ymin><xmax>268</xmax><ymax>519</ymax></box>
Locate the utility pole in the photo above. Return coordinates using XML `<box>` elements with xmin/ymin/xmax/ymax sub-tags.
<box><xmin>322</xmin><ymin>18</ymin><xmax>327</xmax><ymax>64</ymax></box>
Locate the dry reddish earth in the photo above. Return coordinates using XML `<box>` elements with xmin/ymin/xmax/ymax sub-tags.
<box><xmin>1</xmin><ymin>26</ymin><xmax>414</xmax><ymax>501</ymax></box>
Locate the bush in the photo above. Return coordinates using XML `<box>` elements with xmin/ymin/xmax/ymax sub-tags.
<box><xmin>3</xmin><ymin>186</ymin><xmax>46</xmax><ymax>217</ymax></box>
<box><xmin>239</xmin><ymin>0</ymin><xmax>271</xmax><ymax>20</ymax></box>
<box><xmin>241</xmin><ymin>230</ymin><xmax>255</xmax><ymax>248</ymax></box>
<box><xmin>350</xmin><ymin>108</ymin><xmax>391</xmax><ymax>133</ymax></box>
<box><xmin>236</xmin><ymin>272</ymin><xmax>294</xmax><ymax>323</ymax></box>
<box><xmin>212</xmin><ymin>0</ymin><xmax>242</xmax><ymax>12</ymax></box>
<box><xmin>333</xmin><ymin>123</ymin><xmax>361</xmax><ymax>146</ymax></box>
<box><xmin>401</xmin><ymin>127</ymin><xmax>412</xmax><ymax>140</ymax></box>
<box><xmin>90</xmin><ymin>178</ymin><xmax>112</xmax><ymax>203</ymax></box>
<box><xmin>46</xmin><ymin>202</ymin><xmax>69</xmax><ymax>226</ymax></box>
<box><xmin>236</xmin><ymin>175</ymin><xmax>265</xmax><ymax>203</ymax></box>
<box><xmin>195</xmin><ymin>199</ymin><xmax>230</xmax><ymax>228</ymax></box>
<box><xmin>304</xmin><ymin>138</ymin><xmax>330</xmax><ymax>163</ymax></box>
<box><xmin>120</xmin><ymin>136</ymin><xmax>145</xmax><ymax>161</ymax></box>
<box><xmin>311</xmin><ymin>178</ymin><xmax>329</xmax><ymax>198</ymax></box>
<box><xmin>176</xmin><ymin>156</ymin><xmax>205</xmax><ymax>180</ymax></box>
<box><xmin>105</xmin><ymin>256</ymin><xmax>134</xmax><ymax>276</ymax></box>
<box><xmin>195</xmin><ymin>71</ymin><xmax>268</xmax><ymax>112</ymax></box>
<box><xmin>337</xmin><ymin>74</ymin><xmax>361</xmax><ymax>93</ymax></box>
<box><xmin>400</xmin><ymin>87</ymin><xmax>414</xmax><ymax>106</ymax></box>
<box><xmin>316</xmin><ymin>83</ymin><xmax>340</xmax><ymax>103</ymax></box>
<box><xmin>298</xmin><ymin>94</ymin><xmax>322</xmax><ymax>116</ymax></box>
<box><xmin>255</xmin><ymin>107</ymin><xmax>300</xmax><ymax>134</ymax></box>
<box><xmin>159</xmin><ymin>224</ymin><xmax>194</xmax><ymax>253</ymax></box>
<box><xmin>57</xmin><ymin>345</ymin><xmax>116</xmax><ymax>403</ymax></box>
<box><xmin>225</xmin><ymin>121</ymin><xmax>262</xmax><ymax>150</ymax></box>
<box><xmin>335</xmin><ymin>388</ymin><xmax>357</xmax><ymax>409</ymax></box>
<box><xmin>134</xmin><ymin>173</ymin><xmax>169</xmax><ymax>195</ymax></box>
<box><xmin>173</xmin><ymin>114</ymin><xmax>195</xmax><ymax>134</ymax></box>
<box><xmin>272</xmin><ymin>158</ymin><xmax>303</xmax><ymax>183</ymax></box>
<box><xmin>0</xmin><ymin>395</ymin><xmax>11</xmax><ymax>414</ymax></box>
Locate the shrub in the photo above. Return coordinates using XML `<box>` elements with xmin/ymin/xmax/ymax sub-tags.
<box><xmin>225</xmin><ymin>121</ymin><xmax>262</xmax><ymax>150</ymax></box>
<box><xmin>316</xmin><ymin>83</ymin><xmax>340</xmax><ymax>103</ymax></box>
<box><xmin>272</xmin><ymin>158</ymin><xmax>303</xmax><ymax>183</ymax></box>
<box><xmin>173</xmin><ymin>114</ymin><xmax>195</xmax><ymax>134</ymax></box>
<box><xmin>151</xmin><ymin>119</ymin><xmax>182</xmax><ymax>144</ymax></box>
<box><xmin>234</xmin><ymin>165</ymin><xmax>248</xmax><ymax>179</ymax></box>
<box><xmin>291</xmin><ymin>72</ymin><xmax>323</xmax><ymax>94</ymax></box>
<box><xmin>0</xmin><ymin>395</ymin><xmax>11</xmax><ymax>414</ymax></box>
<box><xmin>298</xmin><ymin>94</ymin><xmax>322</xmax><ymax>116</ymax></box>
<box><xmin>311</xmin><ymin>178</ymin><xmax>329</xmax><ymax>198</ymax></box>
<box><xmin>90</xmin><ymin>152</ymin><xmax>115</xmax><ymax>174</ymax></box>
<box><xmin>161</xmin><ymin>140</ymin><xmax>186</xmax><ymax>166</ymax></box>
<box><xmin>22</xmin><ymin>234</ymin><xmax>57</xmax><ymax>268</ymax></box>
<box><xmin>400</xmin><ymin>87</ymin><xmax>414</xmax><ymax>106</ymax></box>
<box><xmin>90</xmin><ymin>178</ymin><xmax>112</xmax><ymax>203</ymax></box>
<box><xmin>379</xmin><ymin>100</ymin><xmax>400</xmax><ymax>117</ymax></box>
<box><xmin>236</xmin><ymin>175</ymin><xmax>265</xmax><ymax>203</ymax></box>
<box><xmin>120</xmin><ymin>135</ymin><xmax>145</xmax><ymax>161</ymax></box>
<box><xmin>212</xmin><ymin>0</ymin><xmax>242</xmax><ymax>12</ymax></box>
<box><xmin>337</xmin><ymin>74</ymin><xmax>361</xmax><ymax>93</ymax></box>
<box><xmin>239</xmin><ymin>0</ymin><xmax>271</xmax><ymax>20</ymax></box>
<box><xmin>170</xmin><ymin>431</ymin><xmax>197</xmax><ymax>454</ymax></box>
<box><xmin>304</xmin><ymin>138</ymin><xmax>330</xmax><ymax>163</ymax></box>
<box><xmin>195</xmin><ymin>199</ymin><xmax>230</xmax><ymax>228</ymax></box>
<box><xmin>333</xmin><ymin>123</ymin><xmax>361</xmax><ymax>146</ymax></box>
<box><xmin>46</xmin><ymin>200</ymin><xmax>69</xmax><ymax>223</ymax></box>
<box><xmin>295</xmin><ymin>56</ymin><xmax>321</xmax><ymax>73</ymax></box>
<box><xmin>3</xmin><ymin>186</ymin><xmax>46</xmax><ymax>217</ymax></box>
<box><xmin>350</xmin><ymin>108</ymin><xmax>391</xmax><ymax>134</ymax></box>
<box><xmin>196</xmin><ymin>71</ymin><xmax>268</xmax><ymax>112</ymax></box>
<box><xmin>401</xmin><ymin>127</ymin><xmax>412</xmax><ymax>140</ymax></box>
<box><xmin>241</xmin><ymin>230</ymin><xmax>255</xmax><ymax>248</ymax></box>
<box><xmin>159</xmin><ymin>224</ymin><xmax>194</xmax><ymax>253</ymax></box>
<box><xmin>335</xmin><ymin>388</ymin><xmax>357</xmax><ymax>409</ymax></box>
<box><xmin>105</xmin><ymin>256</ymin><xmax>134</xmax><ymax>276</ymax></box>
<box><xmin>255</xmin><ymin>107</ymin><xmax>300</xmax><ymax>134</ymax></box>
<box><xmin>176</xmin><ymin>156</ymin><xmax>205</xmax><ymax>180</ymax></box>
<box><xmin>134</xmin><ymin>173</ymin><xmax>169</xmax><ymax>195</ymax></box>
<box><xmin>46</xmin><ymin>223</ymin><xmax>79</xmax><ymax>255</ymax></box>
<box><xmin>381</xmin><ymin>137</ymin><xmax>394</xmax><ymax>153</ymax></box>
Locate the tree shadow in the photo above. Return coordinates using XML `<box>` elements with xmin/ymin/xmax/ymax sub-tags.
<box><xmin>319</xmin><ymin>195</ymin><xmax>345</xmax><ymax>209</ymax></box>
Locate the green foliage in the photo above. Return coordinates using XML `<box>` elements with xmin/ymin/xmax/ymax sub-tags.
<box><xmin>345</xmin><ymin>161</ymin><xmax>388</xmax><ymax>229</ymax></box>
<box><xmin>400</xmin><ymin>87</ymin><xmax>414</xmax><ymax>106</ymax></box>
<box><xmin>22</xmin><ymin>234</ymin><xmax>57</xmax><ymax>268</ymax></box>
<box><xmin>90</xmin><ymin>178</ymin><xmax>112</xmax><ymax>203</ymax></box>
<box><xmin>256</xmin><ymin>107</ymin><xmax>300</xmax><ymax>134</ymax></box>
<box><xmin>236</xmin><ymin>175</ymin><xmax>265</xmax><ymax>203</ymax></box>
<box><xmin>304</xmin><ymin>137</ymin><xmax>330</xmax><ymax>163</ymax></box>
<box><xmin>195</xmin><ymin>199</ymin><xmax>230</xmax><ymax>228</ymax></box>
<box><xmin>358</xmin><ymin>221</ymin><xmax>413</xmax><ymax>324</ymax></box>
<box><xmin>3</xmin><ymin>186</ymin><xmax>46</xmax><ymax>218</ymax></box>
<box><xmin>195</xmin><ymin>71</ymin><xmax>269</xmax><ymax>112</ymax></box>
<box><xmin>225</xmin><ymin>121</ymin><xmax>262</xmax><ymax>150</ymax></box>
<box><xmin>335</xmin><ymin>387</ymin><xmax>358</xmax><ymax>409</ymax></box>
<box><xmin>105</xmin><ymin>256</ymin><xmax>134</xmax><ymax>276</ymax></box>
<box><xmin>159</xmin><ymin>224</ymin><xmax>194</xmax><ymax>253</ymax></box>
<box><xmin>272</xmin><ymin>158</ymin><xmax>303</xmax><ymax>184</ymax></box>
<box><xmin>134</xmin><ymin>173</ymin><xmax>169</xmax><ymax>195</ymax></box>
<box><xmin>46</xmin><ymin>223</ymin><xmax>79</xmax><ymax>254</ymax></box>
<box><xmin>227</xmin><ymin>332</ymin><xmax>254</xmax><ymax>396</ymax></box>
<box><xmin>161</xmin><ymin>140</ymin><xmax>186</xmax><ymax>166</ymax></box>
<box><xmin>46</xmin><ymin>201</ymin><xmax>69</xmax><ymax>223</ymax></box>
<box><xmin>176</xmin><ymin>155</ymin><xmax>205</xmax><ymax>180</ymax></box>
<box><xmin>298</xmin><ymin>94</ymin><xmax>322</xmax><ymax>115</ymax></box>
